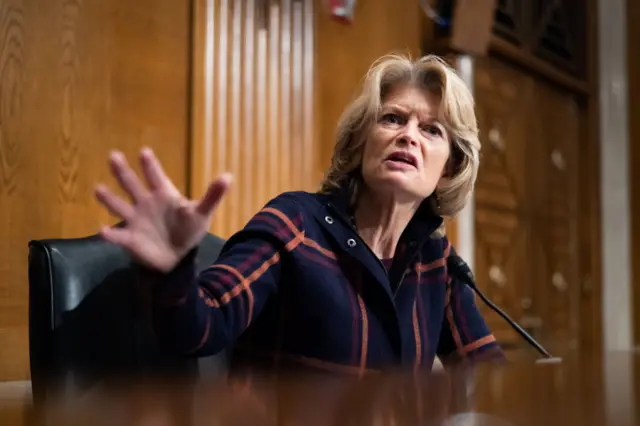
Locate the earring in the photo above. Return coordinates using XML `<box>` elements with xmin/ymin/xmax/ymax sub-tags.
<box><xmin>432</xmin><ymin>192</ymin><xmax>441</xmax><ymax>212</ymax></box>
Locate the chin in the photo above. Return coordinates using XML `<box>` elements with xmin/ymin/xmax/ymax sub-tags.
<box><xmin>369</xmin><ymin>174</ymin><xmax>425</xmax><ymax>202</ymax></box>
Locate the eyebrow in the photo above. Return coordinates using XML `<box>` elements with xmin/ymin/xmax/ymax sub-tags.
<box><xmin>381</xmin><ymin>104</ymin><xmax>443</xmax><ymax>125</ymax></box>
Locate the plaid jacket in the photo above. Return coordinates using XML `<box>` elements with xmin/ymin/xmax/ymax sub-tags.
<box><xmin>152</xmin><ymin>188</ymin><xmax>502</xmax><ymax>374</ymax></box>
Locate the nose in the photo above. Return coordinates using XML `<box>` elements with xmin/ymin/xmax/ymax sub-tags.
<box><xmin>397</xmin><ymin>119</ymin><xmax>420</xmax><ymax>147</ymax></box>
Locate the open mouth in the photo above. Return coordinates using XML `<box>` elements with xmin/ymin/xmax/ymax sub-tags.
<box><xmin>385</xmin><ymin>151</ymin><xmax>418</xmax><ymax>168</ymax></box>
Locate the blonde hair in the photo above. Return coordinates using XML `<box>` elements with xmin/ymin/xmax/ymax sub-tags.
<box><xmin>319</xmin><ymin>54</ymin><xmax>481</xmax><ymax>223</ymax></box>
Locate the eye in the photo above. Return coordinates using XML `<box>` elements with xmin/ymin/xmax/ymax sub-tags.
<box><xmin>380</xmin><ymin>113</ymin><xmax>404</xmax><ymax>125</ymax></box>
<box><xmin>422</xmin><ymin>124</ymin><xmax>443</xmax><ymax>137</ymax></box>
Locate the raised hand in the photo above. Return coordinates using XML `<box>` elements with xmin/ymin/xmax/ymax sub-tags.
<box><xmin>94</xmin><ymin>147</ymin><xmax>231</xmax><ymax>273</ymax></box>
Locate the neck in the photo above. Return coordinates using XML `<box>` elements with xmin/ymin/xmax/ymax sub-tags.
<box><xmin>353</xmin><ymin>188</ymin><xmax>421</xmax><ymax>259</ymax></box>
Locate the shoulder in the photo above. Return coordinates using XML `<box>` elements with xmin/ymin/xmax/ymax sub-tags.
<box><xmin>241</xmin><ymin>191</ymin><xmax>324</xmax><ymax>235</ymax></box>
<box><xmin>263</xmin><ymin>190</ymin><xmax>320</xmax><ymax>207</ymax></box>
<box><xmin>220</xmin><ymin>192</ymin><xmax>314</xmax><ymax>252</ymax></box>
<box><xmin>259</xmin><ymin>190</ymin><xmax>324</xmax><ymax>218</ymax></box>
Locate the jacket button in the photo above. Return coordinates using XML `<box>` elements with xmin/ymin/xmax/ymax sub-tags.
<box><xmin>324</xmin><ymin>216</ymin><xmax>334</xmax><ymax>224</ymax></box>
<box><xmin>347</xmin><ymin>238</ymin><xmax>357</xmax><ymax>248</ymax></box>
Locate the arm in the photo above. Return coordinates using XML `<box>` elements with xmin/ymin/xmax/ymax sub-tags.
<box><xmin>436</xmin><ymin>241</ymin><xmax>505</xmax><ymax>365</ymax></box>
<box><xmin>147</xmin><ymin>194</ymin><xmax>303</xmax><ymax>356</ymax></box>
<box><xmin>436</xmin><ymin>277</ymin><xmax>505</xmax><ymax>364</ymax></box>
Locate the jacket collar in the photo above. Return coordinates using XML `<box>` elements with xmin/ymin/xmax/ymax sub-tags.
<box><xmin>319</xmin><ymin>184</ymin><xmax>444</xmax><ymax>247</ymax></box>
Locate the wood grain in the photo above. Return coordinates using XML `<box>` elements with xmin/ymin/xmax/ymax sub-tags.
<box><xmin>191</xmin><ymin>0</ymin><xmax>317</xmax><ymax>238</ymax></box>
<box><xmin>0</xmin><ymin>3</ymin><xmax>23</xmax><ymax>198</ymax></box>
<box><xmin>0</xmin><ymin>0</ymin><xmax>191</xmax><ymax>380</ymax></box>
<box><xmin>190</xmin><ymin>0</ymin><xmax>429</xmax><ymax>239</ymax></box>
<box><xmin>472</xmin><ymin>54</ymin><xmax>588</xmax><ymax>349</ymax></box>
<box><xmin>431</xmin><ymin>1</ymin><xmax>602</xmax><ymax>352</ymax></box>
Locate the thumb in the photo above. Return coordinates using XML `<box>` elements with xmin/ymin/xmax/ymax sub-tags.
<box><xmin>195</xmin><ymin>173</ymin><xmax>233</xmax><ymax>216</ymax></box>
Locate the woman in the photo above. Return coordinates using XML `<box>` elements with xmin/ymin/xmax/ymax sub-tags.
<box><xmin>94</xmin><ymin>54</ymin><xmax>502</xmax><ymax>374</ymax></box>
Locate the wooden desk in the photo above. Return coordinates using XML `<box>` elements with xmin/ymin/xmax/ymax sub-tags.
<box><xmin>0</xmin><ymin>350</ymin><xmax>637</xmax><ymax>426</ymax></box>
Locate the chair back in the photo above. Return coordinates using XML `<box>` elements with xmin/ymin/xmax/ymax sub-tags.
<box><xmin>28</xmin><ymin>232</ymin><xmax>227</xmax><ymax>401</ymax></box>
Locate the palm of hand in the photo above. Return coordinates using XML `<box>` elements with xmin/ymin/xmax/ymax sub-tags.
<box><xmin>95</xmin><ymin>148</ymin><xmax>231</xmax><ymax>273</ymax></box>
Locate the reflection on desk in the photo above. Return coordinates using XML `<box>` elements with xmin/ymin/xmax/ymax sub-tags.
<box><xmin>0</xmin><ymin>350</ymin><xmax>637</xmax><ymax>426</ymax></box>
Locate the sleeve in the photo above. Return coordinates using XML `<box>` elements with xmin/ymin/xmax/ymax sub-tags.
<box><xmin>146</xmin><ymin>193</ymin><xmax>304</xmax><ymax>357</ymax></box>
<box><xmin>436</xmin><ymin>240</ymin><xmax>505</xmax><ymax>363</ymax></box>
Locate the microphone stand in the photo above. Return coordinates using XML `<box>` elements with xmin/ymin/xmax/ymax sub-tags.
<box><xmin>469</xmin><ymin>284</ymin><xmax>561</xmax><ymax>363</ymax></box>
<box><xmin>448</xmin><ymin>255</ymin><xmax>562</xmax><ymax>364</ymax></box>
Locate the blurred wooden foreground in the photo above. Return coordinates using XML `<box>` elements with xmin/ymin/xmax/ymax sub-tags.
<box><xmin>0</xmin><ymin>350</ymin><xmax>638</xmax><ymax>426</ymax></box>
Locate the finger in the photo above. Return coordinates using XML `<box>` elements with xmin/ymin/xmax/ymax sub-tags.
<box><xmin>139</xmin><ymin>147</ymin><xmax>177</xmax><ymax>193</ymax></box>
<box><xmin>95</xmin><ymin>184</ymin><xmax>135</xmax><ymax>220</ymax></box>
<box><xmin>99</xmin><ymin>225</ymin><xmax>133</xmax><ymax>249</ymax></box>
<box><xmin>109</xmin><ymin>151</ymin><xmax>147</xmax><ymax>202</ymax></box>
<box><xmin>195</xmin><ymin>173</ymin><xmax>232</xmax><ymax>216</ymax></box>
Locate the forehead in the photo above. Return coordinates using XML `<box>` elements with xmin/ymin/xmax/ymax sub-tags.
<box><xmin>381</xmin><ymin>85</ymin><xmax>441</xmax><ymax>117</ymax></box>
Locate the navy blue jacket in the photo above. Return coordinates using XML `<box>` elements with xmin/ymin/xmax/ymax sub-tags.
<box><xmin>151</xmin><ymin>188</ymin><xmax>502</xmax><ymax>374</ymax></box>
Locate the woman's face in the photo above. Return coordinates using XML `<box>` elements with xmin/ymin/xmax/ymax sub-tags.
<box><xmin>361</xmin><ymin>84</ymin><xmax>451</xmax><ymax>203</ymax></box>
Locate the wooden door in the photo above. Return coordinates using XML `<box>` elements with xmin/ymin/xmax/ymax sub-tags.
<box><xmin>473</xmin><ymin>56</ymin><xmax>581</xmax><ymax>348</ymax></box>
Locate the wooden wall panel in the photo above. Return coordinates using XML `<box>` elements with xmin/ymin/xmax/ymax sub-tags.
<box><xmin>473</xmin><ymin>56</ymin><xmax>583</xmax><ymax>348</ymax></box>
<box><xmin>533</xmin><ymin>82</ymin><xmax>581</xmax><ymax>345</ymax></box>
<box><xmin>472</xmin><ymin>59</ymin><xmax>534</xmax><ymax>344</ymax></box>
<box><xmin>428</xmin><ymin>1</ymin><xmax>601</xmax><ymax>352</ymax></box>
<box><xmin>316</xmin><ymin>0</ymin><xmax>424</xmax><ymax>181</ymax></box>
<box><xmin>574</xmin><ymin>0</ymin><xmax>601</xmax><ymax>354</ymax></box>
<box><xmin>0</xmin><ymin>0</ymin><xmax>191</xmax><ymax>380</ymax></box>
<box><xmin>190</xmin><ymin>0</ymin><xmax>429</xmax><ymax>239</ymax></box>
<box><xmin>191</xmin><ymin>0</ymin><xmax>316</xmax><ymax>238</ymax></box>
<box><xmin>628</xmin><ymin>0</ymin><xmax>640</xmax><ymax>347</ymax></box>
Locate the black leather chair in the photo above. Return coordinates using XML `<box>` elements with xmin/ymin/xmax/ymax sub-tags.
<box><xmin>28</xmin><ymin>231</ymin><xmax>228</xmax><ymax>403</ymax></box>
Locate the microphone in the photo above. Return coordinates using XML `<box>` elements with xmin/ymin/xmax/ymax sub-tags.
<box><xmin>446</xmin><ymin>254</ymin><xmax>561</xmax><ymax>362</ymax></box>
